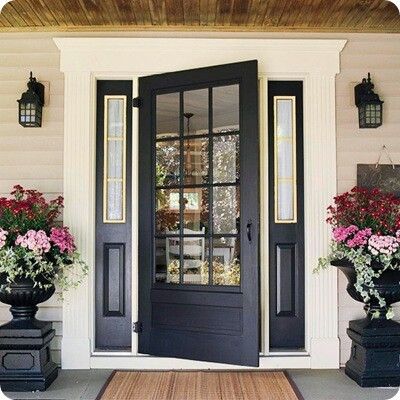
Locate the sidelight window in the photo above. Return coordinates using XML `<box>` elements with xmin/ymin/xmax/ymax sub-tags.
<box><xmin>103</xmin><ymin>96</ymin><xmax>127</xmax><ymax>223</ymax></box>
<box><xmin>274</xmin><ymin>96</ymin><xmax>297</xmax><ymax>223</ymax></box>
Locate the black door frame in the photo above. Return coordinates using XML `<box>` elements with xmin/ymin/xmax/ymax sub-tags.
<box><xmin>268</xmin><ymin>81</ymin><xmax>305</xmax><ymax>350</ymax></box>
<box><xmin>138</xmin><ymin>61</ymin><xmax>260</xmax><ymax>366</ymax></box>
<box><xmin>95</xmin><ymin>80</ymin><xmax>133</xmax><ymax>351</ymax></box>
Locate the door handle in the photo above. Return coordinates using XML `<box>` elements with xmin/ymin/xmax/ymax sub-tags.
<box><xmin>247</xmin><ymin>220</ymin><xmax>252</xmax><ymax>242</ymax></box>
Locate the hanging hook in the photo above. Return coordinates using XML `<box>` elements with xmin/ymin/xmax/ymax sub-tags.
<box><xmin>375</xmin><ymin>145</ymin><xmax>395</xmax><ymax>170</ymax></box>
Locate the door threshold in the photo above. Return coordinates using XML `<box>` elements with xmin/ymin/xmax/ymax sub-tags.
<box><xmin>89</xmin><ymin>355</ymin><xmax>311</xmax><ymax>370</ymax></box>
<box><xmin>266</xmin><ymin>350</ymin><xmax>309</xmax><ymax>356</ymax></box>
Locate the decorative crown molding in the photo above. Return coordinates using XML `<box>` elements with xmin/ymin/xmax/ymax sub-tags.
<box><xmin>54</xmin><ymin>38</ymin><xmax>347</xmax><ymax>76</ymax></box>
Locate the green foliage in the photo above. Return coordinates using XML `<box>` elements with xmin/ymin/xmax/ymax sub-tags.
<box><xmin>316</xmin><ymin>242</ymin><xmax>400</xmax><ymax>319</ymax></box>
<box><xmin>0</xmin><ymin>186</ymin><xmax>88</xmax><ymax>295</ymax></box>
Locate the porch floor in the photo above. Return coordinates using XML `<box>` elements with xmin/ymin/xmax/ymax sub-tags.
<box><xmin>4</xmin><ymin>369</ymin><xmax>397</xmax><ymax>400</ymax></box>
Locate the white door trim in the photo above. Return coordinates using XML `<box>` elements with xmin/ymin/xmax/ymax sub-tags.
<box><xmin>54</xmin><ymin>37</ymin><xmax>346</xmax><ymax>370</ymax></box>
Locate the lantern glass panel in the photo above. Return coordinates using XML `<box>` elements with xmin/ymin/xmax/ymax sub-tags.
<box><xmin>358</xmin><ymin>102</ymin><xmax>382</xmax><ymax>129</ymax></box>
<box><xmin>19</xmin><ymin>100</ymin><xmax>42</xmax><ymax>127</ymax></box>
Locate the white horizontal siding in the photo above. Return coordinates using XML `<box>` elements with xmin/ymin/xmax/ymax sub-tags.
<box><xmin>0</xmin><ymin>36</ymin><xmax>63</xmax><ymax>364</ymax></box>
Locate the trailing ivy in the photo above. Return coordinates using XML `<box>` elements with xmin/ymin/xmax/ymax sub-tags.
<box><xmin>316</xmin><ymin>187</ymin><xmax>400</xmax><ymax>319</ymax></box>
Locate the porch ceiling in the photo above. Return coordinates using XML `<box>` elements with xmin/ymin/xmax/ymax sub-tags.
<box><xmin>0</xmin><ymin>0</ymin><xmax>399</xmax><ymax>33</ymax></box>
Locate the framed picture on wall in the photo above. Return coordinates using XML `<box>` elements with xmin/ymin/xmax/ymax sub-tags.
<box><xmin>357</xmin><ymin>164</ymin><xmax>400</xmax><ymax>197</ymax></box>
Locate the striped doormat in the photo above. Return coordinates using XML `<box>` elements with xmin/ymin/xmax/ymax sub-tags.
<box><xmin>97</xmin><ymin>370</ymin><xmax>303</xmax><ymax>400</ymax></box>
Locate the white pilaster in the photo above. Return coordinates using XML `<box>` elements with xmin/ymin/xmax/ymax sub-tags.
<box><xmin>61</xmin><ymin>71</ymin><xmax>93</xmax><ymax>369</ymax></box>
<box><xmin>305</xmin><ymin>75</ymin><xmax>340</xmax><ymax>368</ymax></box>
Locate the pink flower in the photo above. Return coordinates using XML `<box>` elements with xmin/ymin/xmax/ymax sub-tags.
<box><xmin>332</xmin><ymin>225</ymin><xmax>359</xmax><ymax>243</ymax></box>
<box><xmin>50</xmin><ymin>227</ymin><xmax>75</xmax><ymax>254</ymax></box>
<box><xmin>368</xmin><ymin>234</ymin><xmax>399</xmax><ymax>256</ymax></box>
<box><xmin>346</xmin><ymin>228</ymin><xmax>372</xmax><ymax>248</ymax></box>
<box><xmin>0</xmin><ymin>228</ymin><xmax>8</xmax><ymax>249</ymax></box>
<box><xmin>15</xmin><ymin>230</ymin><xmax>51</xmax><ymax>254</ymax></box>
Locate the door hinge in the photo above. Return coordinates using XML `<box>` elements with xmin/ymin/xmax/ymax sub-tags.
<box><xmin>133</xmin><ymin>321</ymin><xmax>142</xmax><ymax>333</ymax></box>
<box><xmin>132</xmin><ymin>97</ymin><xmax>142</xmax><ymax>108</ymax></box>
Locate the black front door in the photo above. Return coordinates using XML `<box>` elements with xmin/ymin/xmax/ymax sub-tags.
<box><xmin>138</xmin><ymin>61</ymin><xmax>259</xmax><ymax>366</ymax></box>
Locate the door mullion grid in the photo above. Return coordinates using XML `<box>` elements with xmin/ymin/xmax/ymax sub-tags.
<box><xmin>179</xmin><ymin>91</ymin><xmax>184</xmax><ymax>284</ymax></box>
<box><xmin>155</xmin><ymin>181</ymin><xmax>239</xmax><ymax>191</ymax></box>
<box><xmin>207</xmin><ymin>87</ymin><xmax>214</xmax><ymax>286</ymax></box>
<box><xmin>155</xmin><ymin>130</ymin><xmax>239</xmax><ymax>143</ymax></box>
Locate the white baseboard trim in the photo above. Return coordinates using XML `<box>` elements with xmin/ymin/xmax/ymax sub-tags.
<box><xmin>61</xmin><ymin>337</ymin><xmax>91</xmax><ymax>369</ymax></box>
<box><xmin>310</xmin><ymin>337</ymin><xmax>340</xmax><ymax>369</ymax></box>
<box><xmin>89</xmin><ymin>355</ymin><xmax>311</xmax><ymax>370</ymax></box>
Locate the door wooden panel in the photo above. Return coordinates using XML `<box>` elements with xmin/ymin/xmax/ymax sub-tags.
<box><xmin>95</xmin><ymin>80</ymin><xmax>132</xmax><ymax>350</ymax></box>
<box><xmin>138</xmin><ymin>61</ymin><xmax>259</xmax><ymax>366</ymax></box>
<box><xmin>268</xmin><ymin>81</ymin><xmax>305</xmax><ymax>349</ymax></box>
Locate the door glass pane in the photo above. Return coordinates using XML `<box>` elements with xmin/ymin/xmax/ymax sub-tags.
<box><xmin>213</xmin><ymin>84</ymin><xmax>239</xmax><ymax>133</ymax></box>
<box><xmin>277</xmin><ymin>141</ymin><xmax>293</xmax><ymax>179</ymax></box>
<box><xmin>277</xmin><ymin>182</ymin><xmax>294</xmax><ymax>221</ymax></box>
<box><xmin>183</xmin><ymin>237</ymin><xmax>209</xmax><ymax>284</ymax></box>
<box><xmin>213</xmin><ymin>135</ymin><xmax>239</xmax><ymax>183</ymax></box>
<box><xmin>107</xmin><ymin>98</ymin><xmax>124</xmax><ymax>137</ymax></box>
<box><xmin>183</xmin><ymin>188</ymin><xmax>209</xmax><ymax>232</ymax></box>
<box><xmin>274</xmin><ymin>97</ymin><xmax>297</xmax><ymax>223</ymax></box>
<box><xmin>212</xmin><ymin>237</ymin><xmax>240</xmax><ymax>286</ymax></box>
<box><xmin>155</xmin><ymin>238</ymin><xmax>180</xmax><ymax>284</ymax></box>
<box><xmin>183</xmin><ymin>138</ymin><xmax>209</xmax><ymax>185</ymax></box>
<box><xmin>157</xmin><ymin>92</ymin><xmax>180</xmax><ymax>138</ymax></box>
<box><xmin>213</xmin><ymin>186</ymin><xmax>239</xmax><ymax>234</ymax></box>
<box><xmin>183</xmin><ymin>89</ymin><xmax>209</xmax><ymax>135</ymax></box>
<box><xmin>104</xmin><ymin>96</ymin><xmax>126</xmax><ymax>223</ymax></box>
<box><xmin>276</xmin><ymin>98</ymin><xmax>293</xmax><ymax>137</ymax></box>
<box><xmin>107</xmin><ymin>140</ymin><xmax>123</xmax><ymax>179</ymax></box>
<box><xmin>107</xmin><ymin>181</ymin><xmax>123</xmax><ymax>221</ymax></box>
<box><xmin>156</xmin><ymin>140</ymin><xmax>180</xmax><ymax>186</ymax></box>
<box><xmin>155</xmin><ymin>189</ymin><xmax>180</xmax><ymax>234</ymax></box>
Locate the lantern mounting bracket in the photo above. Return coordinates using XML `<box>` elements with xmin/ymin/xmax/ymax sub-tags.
<box><xmin>27</xmin><ymin>71</ymin><xmax>45</xmax><ymax>106</ymax></box>
<box><xmin>354</xmin><ymin>72</ymin><xmax>382</xmax><ymax>108</ymax></box>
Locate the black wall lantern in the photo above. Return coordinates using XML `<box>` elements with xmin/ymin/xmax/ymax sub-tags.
<box><xmin>354</xmin><ymin>72</ymin><xmax>383</xmax><ymax>129</ymax></box>
<box><xmin>17</xmin><ymin>71</ymin><xmax>44</xmax><ymax>128</ymax></box>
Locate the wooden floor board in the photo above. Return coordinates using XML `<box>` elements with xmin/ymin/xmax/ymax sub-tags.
<box><xmin>99</xmin><ymin>370</ymin><xmax>301</xmax><ymax>400</ymax></box>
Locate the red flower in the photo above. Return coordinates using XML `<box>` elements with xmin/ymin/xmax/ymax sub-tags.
<box><xmin>0</xmin><ymin>186</ymin><xmax>64</xmax><ymax>237</ymax></box>
<box><xmin>326</xmin><ymin>186</ymin><xmax>400</xmax><ymax>235</ymax></box>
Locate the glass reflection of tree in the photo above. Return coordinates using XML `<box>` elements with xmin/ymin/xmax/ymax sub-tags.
<box><xmin>213</xmin><ymin>136</ymin><xmax>239</xmax><ymax>235</ymax></box>
<box><xmin>156</xmin><ymin>143</ymin><xmax>180</xmax><ymax>185</ymax></box>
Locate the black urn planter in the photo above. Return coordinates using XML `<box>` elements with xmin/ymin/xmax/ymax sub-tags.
<box><xmin>0</xmin><ymin>274</ymin><xmax>58</xmax><ymax>391</ymax></box>
<box><xmin>334</xmin><ymin>260</ymin><xmax>400</xmax><ymax>387</ymax></box>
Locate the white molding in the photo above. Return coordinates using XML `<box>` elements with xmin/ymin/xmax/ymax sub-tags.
<box><xmin>310</xmin><ymin>338</ymin><xmax>340</xmax><ymax>369</ymax></box>
<box><xmin>90</xmin><ymin>355</ymin><xmax>311</xmax><ymax>370</ymax></box>
<box><xmin>54</xmin><ymin>37</ymin><xmax>346</xmax><ymax>370</ymax></box>
<box><xmin>304</xmin><ymin>75</ymin><xmax>340</xmax><ymax>368</ymax></box>
<box><xmin>61</xmin><ymin>71</ymin><xmax>94</xmax><ymax>369</ymax></box>
<box><xmin>54</xmin><ymin>38</ymin><xmax>346</xmax><ymax>76</ymax></box>
<box><xmin>54</xmin><ymin>38</ymin><xmax>346</xmax><ymax>54</ymax></box>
